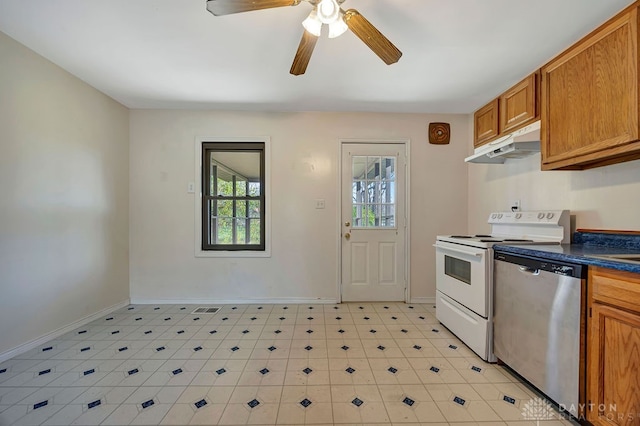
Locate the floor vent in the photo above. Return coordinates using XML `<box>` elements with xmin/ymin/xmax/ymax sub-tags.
<box><xmin>191</xmin><ymin>307</ymin><xmax>220</xmax><ymax>314</ymax></box>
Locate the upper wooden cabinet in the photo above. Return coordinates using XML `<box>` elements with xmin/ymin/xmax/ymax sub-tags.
<box><xmin>541</xmin><ymin>2</ymin><xmax>640</xmax><ymax>170</ymax></box>
<box><xmin>587</xmin><ymin>266</ymin><xmax>640</xmax><ymax>426</ymax></box>
<box><xmin>474</xmin><ymin>99</ymin><xmax>499</xmax><ymax>148</ymax></box>
<box><xmin>500</xmin><ymin>73</ymin><xmax>539</xmax><ymax>135</ymax></box>
<box><xmin>473</xmin><ymin>72</ymin><xmax>540</xmax><ymax>148</ymax></box>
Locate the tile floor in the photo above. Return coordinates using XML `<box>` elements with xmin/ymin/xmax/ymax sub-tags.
<box><xmin>0</xmin><ymin>303</ymin><xmax>577</xmax><ymax>425</ymax></box>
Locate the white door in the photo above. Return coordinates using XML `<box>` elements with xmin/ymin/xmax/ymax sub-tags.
<box><xmin>341</xmin><ymin>143</ymin><xmax>407</xmax><ymax>302</ymax></box>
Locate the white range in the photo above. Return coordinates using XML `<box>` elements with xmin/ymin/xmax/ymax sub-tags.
<box><xmin>434</xmin><ymin>210</ymin><xmax>570</xmax><ymax>362</ymax></box>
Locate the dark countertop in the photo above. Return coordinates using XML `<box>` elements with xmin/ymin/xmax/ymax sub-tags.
<box><xmin>493</xmin><ymin>243</ymin><xmax>640</xmax><ymax>274</ymax></box>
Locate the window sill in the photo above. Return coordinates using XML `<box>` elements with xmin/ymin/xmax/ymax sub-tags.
<box><xmin>195</xmin><ymin>248</ymin><xmax>271</xmax><ymax>258</ymax></box>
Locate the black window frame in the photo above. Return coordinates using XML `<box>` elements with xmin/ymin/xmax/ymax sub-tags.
<box><xmin>201</xmin><ymin>142</ymin><xmax>266</xmax><ymax>251</ymax></box>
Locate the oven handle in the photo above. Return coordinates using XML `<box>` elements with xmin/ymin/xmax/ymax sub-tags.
<box><xmin>433</xmin><ymin>244</ymin><xmax>483</xmax><ymax>257</ymax></box>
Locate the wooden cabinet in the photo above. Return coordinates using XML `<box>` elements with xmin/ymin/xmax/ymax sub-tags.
<box><xmin>474</xmin><ymin>99</ymin><xmax>499</xmax><ymax>148</ymax></box>
<box><xmin>587</xmin><ymin>266</ymin><xmax>640</xmax><ymax>425</ymax></box>
<box><xmin>500</xmin><ymin>73</ymin><xmax>539</xmax><ymax>134</ymax></box>
<box><xmin>541</xmin><ymin>2</ymin><xmax>640</xmax><ymax>170</ymax></box>
<box><xmin>473</xmin><ymin>73</ymin><xmax>539</xmax><ymax>148</ymax></box>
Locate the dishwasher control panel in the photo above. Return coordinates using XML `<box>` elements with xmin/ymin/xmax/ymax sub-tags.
<box><xmin>551</xmin><ymin>264</ymin><xmax>575</xmax><ymax>276</ymax></box>
<box><xmin>495</xmin><ymin>252</ymin><xmax>585</xmax><ymax>278</ymax></box>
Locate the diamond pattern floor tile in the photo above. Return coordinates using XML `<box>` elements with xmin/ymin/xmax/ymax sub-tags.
<box><xmin>0</xmin><ymin>303</ymin><xmax>578</xmax><ymax>426</ymax></box>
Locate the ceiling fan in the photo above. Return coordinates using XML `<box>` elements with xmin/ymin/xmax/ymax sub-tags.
<box><xmin>206</xmin><ymin>0</ymin><xmax>402</xmax><ymax>75</ymax></box>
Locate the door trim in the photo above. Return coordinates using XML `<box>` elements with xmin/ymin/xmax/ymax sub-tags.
<box><xmin>337</xmin><ymin>138</ymin><xmax>411</xmax><ymax>303</ymax></box>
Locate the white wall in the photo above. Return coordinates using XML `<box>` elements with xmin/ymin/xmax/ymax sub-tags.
<box><xmin>468</xmin><ymin>151</ymin><xmax>640</xmax><ymax>233</ymax></box>
<box><xmin>130</xmin><ymin>110</ymin><xmax>469</xmax><ymax>303</ymax></box>
<box><xmin>0</xmin><ymin>32</ymin><xmax>130</xmax><ymax>356</ymax></box>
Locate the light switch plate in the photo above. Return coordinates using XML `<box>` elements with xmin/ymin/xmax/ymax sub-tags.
<box><xmin>187</xmin><ymin>182</ymin><xmax>195</xmax><ymax>193</ymax></box>
<box><xmin>315</xmin><ymin>199</ymin><xmax>325</xmax><ymax>209</ymax></box>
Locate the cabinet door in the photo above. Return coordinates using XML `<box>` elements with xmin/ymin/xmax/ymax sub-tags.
<box><xmin>541</xmin><ymin>5</ymin><xmax>640</xmax><ymax>170</ymax></box>
<box><xmin>474</xmin><ymin>99</ymin><xmax>499</xmax><ymax>148</ymax></box>
<box><xmin>499</xmin><ymin>73</ymin><xmax>538</xmax><ymax>134</ymax></box>
<box><xmin>588</xmin><ymin>302</ymin><xmax>640</xmax><ymax>425</ymax></box>
<box><xmin>588</xmin><ymin>267</ymin><xmax>640</xmax><ymax>425</ymax></box>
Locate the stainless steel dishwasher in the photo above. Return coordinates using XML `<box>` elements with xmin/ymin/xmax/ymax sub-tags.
<box><xmin>493</xmin><ymin>251</ymin><xmax>586</xmax><ymax>418</ymax></box>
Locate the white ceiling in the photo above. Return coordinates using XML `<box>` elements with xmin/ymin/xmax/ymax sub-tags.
<box><xmin>0</xmin><ymin>0</ymin><xmax>633</xmax><ymax>113</ymax></box>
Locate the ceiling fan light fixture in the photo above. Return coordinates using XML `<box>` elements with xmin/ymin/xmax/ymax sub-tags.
<box><xmin>317</xmin><ymin>0</ymin><xmax>339</xmax><ymax>24</ymax></box>
<box><xmin>328</xmin><ymin>14</ymin><xmax>348</xmax><ymax>38</ymax></box>
<box><xmin>302</xmin><ymin>9</ymin><xmax>322</xmax><ymax>36</ymax></box>
<box><xmin>206</xmin><ymin>0</ymin><xmax>402</xmax><ymax>75</ymax></box>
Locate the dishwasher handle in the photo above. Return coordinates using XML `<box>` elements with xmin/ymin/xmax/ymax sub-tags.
<box><xmin>518</xmin><ymin>265</ymin><xmax>540</xmax><ymax>276</ymax></box>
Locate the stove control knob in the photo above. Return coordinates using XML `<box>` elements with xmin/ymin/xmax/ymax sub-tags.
<box><xmin>498</xmin><ymin>213</ymin><xmax>503</xmax><ymax>219</ymax></box>
<box><xmin>515</xmin><ymin>213</ymin><xmax>522</xmax><ymax>219</ymax></box>
<box><xmin>491</xmin><ymin>214</ymin><xmax>497</xmax><ymax>219</ymax></box>
<box><xmin>537</xmin><ymin>212</ymin><xmax>545</xmax><ymax>219</ymax></box>
<box><xmin>546</xmin><ymin>212</ymin><xmax>554</xmax><ymax>219</ymax></box>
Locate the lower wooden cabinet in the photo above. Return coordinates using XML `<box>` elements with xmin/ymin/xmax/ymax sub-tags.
<box><xmin>587</xmin><ymin>267</ymin><xmax>640</xmax><ymax>425</ymax></box>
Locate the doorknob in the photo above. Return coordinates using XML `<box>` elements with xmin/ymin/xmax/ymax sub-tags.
<box><xmin>344</xmin><ymin>232</ymin><xmax>351</xmax><ymax>240</ymax></box>
<box><xmin>344</xmin><ymin>221</ymin><xmax>351</xmax><ymax>227</ymax></box>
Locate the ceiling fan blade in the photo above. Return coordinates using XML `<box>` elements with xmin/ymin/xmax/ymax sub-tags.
<box><xmin>206</xmin><ymin>0</ymin><xmax>301</xmax><ymax>16</ymax></box>
<box><xmin>290</xmin><ymin>30</ymin><xmax>318</xmax><ymax>76</ymax></box>
<box><xmin>343</xmin><ymin>9</ymin><xmax>402</xmax><ymax>65</ymax></box>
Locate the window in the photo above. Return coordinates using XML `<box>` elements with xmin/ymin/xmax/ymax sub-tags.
<box><xmin>351</xmin><ymin>155</ymin><xmax>396</xmax><ymax>228</ymax></box>
<box><xmin>201</xmin><ymin>142</ymin><xmax>265</xmax><ymax>251</ymax></box>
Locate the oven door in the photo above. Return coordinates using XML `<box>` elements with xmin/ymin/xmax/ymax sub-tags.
<box><xmin>434</xmin><ymin>240</ymin><xmax>489</xmax><ymax>317</ymax></box>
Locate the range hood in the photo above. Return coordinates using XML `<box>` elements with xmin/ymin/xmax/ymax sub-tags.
<box><xmin>465</xmin><ymin>120</ymin><xmax>541</xmax><ymax>164</ymax></box>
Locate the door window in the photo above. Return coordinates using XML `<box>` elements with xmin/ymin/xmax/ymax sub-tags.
<box><xmin>351</xmin><ymin>156</ymin><xmax>396</xmax><ymax>228</ymax></box>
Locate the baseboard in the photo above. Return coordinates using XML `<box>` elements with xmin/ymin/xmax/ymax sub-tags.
<box><xmin>0</xmin><ymin>299</ymin><xmax>130</xmax><ymax>363</ymax></box>
<box><xmin>410</xmin><ymin>296</ymin><xmax>435</xmax><ymax>305</ymax></box>
<box><xmin>131</xmin><ymin>297</ymin><xmax>433</xmax><ymax>305</ymax></box>
<box><xmin>129</xmin><ymin>297</ymin><xmax>339</xmax><ymax>305</ymax></box>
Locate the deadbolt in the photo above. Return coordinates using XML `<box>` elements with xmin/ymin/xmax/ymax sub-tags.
<box><xmin>345</xmin><ymin>221</ymin><xmax>351</xmax><ymax>227</ymax></box>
